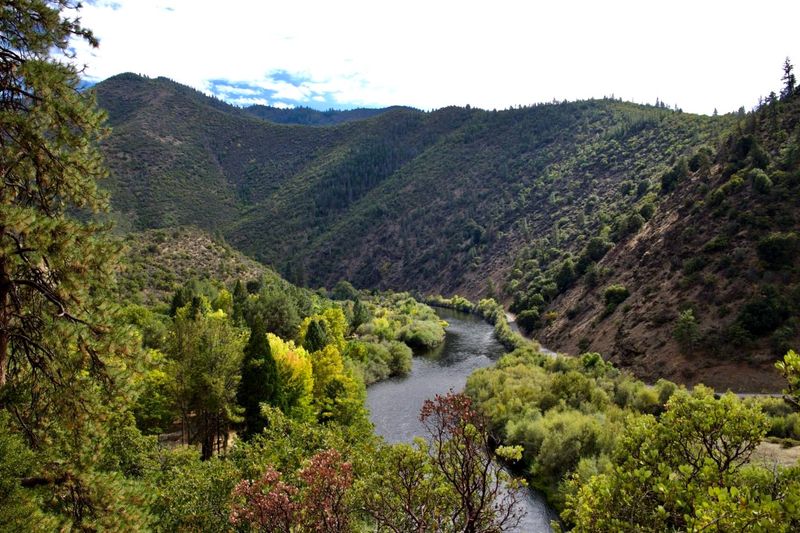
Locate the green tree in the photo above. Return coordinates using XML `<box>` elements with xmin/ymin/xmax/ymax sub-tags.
<box><xmin>232</xmin><ymin>279</ymin><xmax>248</xmax><ymax>325</ymax></box>
<box><xmin>0</xmin><ymin>0</ymin><xmax>113</xmax><ymax>393</ymax></box>
<box><xmin>237</xmin><ymin>322</ymin><xmax>279</xmax><ymax>440</ymax></box>
<box><xmin>303</xmin><ymin>318</ymin><xmax>329</xmax><ymax>353</ymax></box>
<box><xmin>673</xmin><ymin>309</ymin><xmax>700</xmax><ymax>352</ymax></box>
<box><xmin>0</xmin><ymin>3</ymin><xmax>151</xmax><ymax>528</ymax></box>
<box><xmin>351</xmin><ymin>298</ymin><xmax>370</xmax><ymax>332</ymax></box>
<box><xmin>268</xmin><ymin>333</ymin><xmax>315</xmax><ymax>422</ymax></box>
<box><xmin>782</xmin><ymin>57</ymin><xmax>796</xmax><ymax>100</ymax></box>
<box><xmin>169</xmin><ymin>305</ymin><xmax>246</xmax><ymax>459</ymax></box>
<box><xmin>564</xmin><ymin>388</ymin><xmax>779</xmax><ymax>531</ymax></box>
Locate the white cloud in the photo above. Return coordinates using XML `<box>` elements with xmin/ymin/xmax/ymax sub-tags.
<box><xmin>227</xmin><ymin>96</ymin><xmax>270</xmax><ymax>107</ymax></box>
<box><xmin>72</xmin><ymin>0</ymin><xmax>800</xmax><ymax>114</ymax></box>
<box><xmin>213</xmin><ymin>85</ymin><xmax>259</xmax><ymax>96</ymax></box>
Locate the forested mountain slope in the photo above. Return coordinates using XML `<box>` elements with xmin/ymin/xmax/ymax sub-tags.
<box><xmin>242</xmin><ymin>104</ymin><xmax>409</xmax><ymax>126</ymax></box>
<box><xmin>93</xmin><ymin>73</ymin><xmax>800</xmax><ymax>389</ymax></box>
<box><xmin>535</xmin><ymin>91</ymin><xmax>800</xmax><ymax>391</ymax></box>
<box><xmin>95</xmin><ymin>73</ymin><xmax>729</xmax><ymax>292</ymax></box>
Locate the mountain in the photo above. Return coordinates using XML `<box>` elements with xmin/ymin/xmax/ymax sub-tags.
<box><xmin>94</xmin><ymin>72</ymin><xmax>727</xmax><ymax>293</ymax></box>
<box><xmin>93</xmin><ymin>72</ymin><xmax>800</xmax><ymax>389</ymax></box>
<box><xmin>536</xmin><ymin>94</ymin><xmax>800</xmax><ymax>391</ymax></box>
<box><xmin>242</xmin><ymin>104</ymin><xmax>412</xmax><ymax>126</ymax></box>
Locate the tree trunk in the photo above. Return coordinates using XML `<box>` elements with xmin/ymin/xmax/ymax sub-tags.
<box><xmin>0</xmin><ymin>259</ymin><xmax>9</xmax><ymax>389</ymax></box>
<box><xmin>201</xmin><ymin>412</ymin><xmax>213</xmax><ymax>460</ymax></box>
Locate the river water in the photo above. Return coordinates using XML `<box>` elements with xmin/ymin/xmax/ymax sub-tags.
<box><xmin>367</xmin><ymin>308</ymin><xmax>557</xmax><ymax>532</ymax></box>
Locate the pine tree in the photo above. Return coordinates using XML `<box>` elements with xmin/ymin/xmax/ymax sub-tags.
<box><xmin>782</xmin><ymin>57</ymin><xmax>796</xmax><ymax>100</ymax></box>
<box><xmin>0</xmin><ymin>2</ymin><xmax>148</xmax><ymax>528</ymax></box>
<box><xmin>237</xmin><ymin>321</ymin><xmax>279</xmax><ymax>439</ymax></box>
<box><xmin>303</xmin><ymin>318</ymin><xmax>329</xmax><ymax>352</ymax></box>
<box><xmin>0</xmin><ymin>0</ymin><xmax>114</xmax><ymax>392</ymax></box>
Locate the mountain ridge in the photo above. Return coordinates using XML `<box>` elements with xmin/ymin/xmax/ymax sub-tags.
<box><xmin>91</xmin><ymin>72</ymin><xmax>800</xmax><ymax>390</ymax></box>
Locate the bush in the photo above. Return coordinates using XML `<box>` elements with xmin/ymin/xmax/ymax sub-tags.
<box><xmin>603</xmin><ymin>284</ymin><xmax>629</xmax><ymax>313</ymax></box>
<box><xmin>757</xmin><ymin>232</ymin><xmax>799</xmax><ymax>269</ymax></box>
<box><xmin>399</xmin><ymin>319</ymin><xmax>445</xmax><ymax>350</ymax></box>
<box><xmin>516</xmin><ymin>309</ymin><xmax>540</xmax><ymax>333</ymax></box>
<box><xmin>749</xmin><ymin>168</ymin><xmax>773</xmax><ymax>193</ymax></box>
<box><xmin>660</xmin><ymin>158</ymin><xmax>689</xmax><ymax>193</ymax></box>
<box><xmin>737</xmin><ymin>291</ymin><xmax>790</xmax><ymax>336</ymax></box>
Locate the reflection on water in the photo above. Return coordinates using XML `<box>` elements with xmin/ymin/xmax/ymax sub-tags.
<box><xmin>366</xmin><ymin>308</ymin><xmax>558</xmax><ymax>533</ymax></box>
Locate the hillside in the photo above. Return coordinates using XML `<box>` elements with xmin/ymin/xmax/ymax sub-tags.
<box><xmin>91</xmin><ymin>73</ymin><xmax>800</xmax><ymax>389</ymax></box>
<box><xmin>534</xmin><ymin>93</ymin><xmax>800</xmax><ymax>392</ymax></box>
<box><xmin>242</xmin><ymin>104</ymin><xmax>409</xmax><ymax>126</ymax></box>
<box><xmin>118</xmin><ymin>226</ymin><xmax>277</xmax><ymax>305</ymax></box>
<box><xmin>95</xmin><ymin>73</ymin><xmax>729</xmax><ymax>291</ymax></box>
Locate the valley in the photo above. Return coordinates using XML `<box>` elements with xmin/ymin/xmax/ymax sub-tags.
<box><xmin>95</xmin><ymin>73</ymin><xmax>800</xmax><ymax>390</ymax></box>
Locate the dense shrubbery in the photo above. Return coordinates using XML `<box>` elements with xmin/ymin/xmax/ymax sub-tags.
<box><xmin>468</xmin><ymin>348</ymin><xmax>800</xmax><ymax>529</ymax></box>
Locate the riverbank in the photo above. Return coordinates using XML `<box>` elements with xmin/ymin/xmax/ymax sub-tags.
<box><xmin>367</xmin><ymin>308</ymin><xmax>558</xmax><ymax>532</ymax></box>
<box><xmin>424</xmin><ymin>295</ymin><xmax>539</xmax><ymax>353</ymax></box>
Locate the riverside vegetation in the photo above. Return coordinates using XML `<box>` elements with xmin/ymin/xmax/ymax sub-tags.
<box><xmin>3</xmin><ymin>1</ymin><xmax>800</xmax><ymax>531</ymax></box>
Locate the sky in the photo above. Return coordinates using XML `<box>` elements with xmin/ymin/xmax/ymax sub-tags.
<box><xmin>74</xmin><ymin>0</ymin><xmax>800</xmax><ymax>115</ymax></box>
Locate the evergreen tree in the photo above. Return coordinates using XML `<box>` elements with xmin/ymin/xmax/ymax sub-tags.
<box><xmin>169</xmin><ymin>305</ymin><xmax>246</xmax><ymax>459</ymax></box>
<box><xmin>0</xmin><ymin>2</ymin><xmax>148</xmax><ymax>528</ymax></box>
<box><xmin>0</xmin><ymin>0</ymin><xmax>114</xmax><ymax>391</ymax></box>
<box><xmin>351</xmin><ymin>298</ymin><xmax>370</xmax><ymax>331</ymax></box>
<box><xmin>782</xmin><ymin>57</ymin><xmax>796</xmax><ymax>100</ymax></box>
<box><xmin>237</xmin><ymin>322</ymin><xmax>279</xmax><ymax>439</ymax></box>
<box><xmin>232</xmin><ymin>279</ymin><xmax>248</xmax><ymax>325</ymax></box>
<box><xmin>303</xmin><ymin>318</ymin><xmax>329</xmax><ymax>353</ymax></box>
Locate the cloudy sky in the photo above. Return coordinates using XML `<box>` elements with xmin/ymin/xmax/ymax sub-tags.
<box><xmin>75</xmin><ymin>0</ymin><xmax>800</xmax><ymax>115</ymax></box>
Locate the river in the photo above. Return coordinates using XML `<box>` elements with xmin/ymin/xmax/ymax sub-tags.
<box><xmin>367</xmin><ymin>307</ymin><xmax>558</xmax><ymax>532</ymax></box>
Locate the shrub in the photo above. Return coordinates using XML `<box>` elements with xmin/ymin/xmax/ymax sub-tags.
<box><xmin>673</xmin><ymin>309</ymin><xmax>700</xmax><ymax>351</ymax></box>
<box><xmin>749</xmin><ymin>168</ymin><xmax>773</xmax><ymax>193</ymax></box>
<box><xmin>603</xmin><ymin>284</ymin><xmax>630</xmax><ymax>313</ymax></box>
<box><xmin>660</xmin><ymin>158</ymin><xmax>689</xmax><ymax>193</ymax></box>
<box><xmin>516</xmin><ymin>309</ymin><xmax>540</xmax><ymax>333</ymax></box>
<box><xmin>737</xmin><ymin>291</ymin><xmax>790</xmax><ymax>336</ymax></box>
<box><xmin>757</xmin><ymin>232</ymin><xmax>799</xmax><ymax>269</ymax></box>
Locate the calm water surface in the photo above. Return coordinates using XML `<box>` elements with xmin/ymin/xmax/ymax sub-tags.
<box><xmin>366</xmin><ymin>308</ymin><xmax>558</xmax><ymax>532</ymax></box>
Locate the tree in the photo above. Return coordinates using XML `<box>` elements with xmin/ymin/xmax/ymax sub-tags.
<box><xmin>232</xmin><ymin>279</ymin><xmax>248</xmax><ymax>325</ymax></box>
<box><xmin>229</xmin><ymin>449</ymin><xmax>353</xmax><ymax>533</ymax></box>
<box><xmin>564</xmin><ymin>388</ymin><xmax>778</xmax><ymax>531</ymax></box>
<box><xmin>357</xmin><ymin>442</ymin><xmax>456</xmax><ymax>532</ymax></box>
<box><xmin>303</xmin><ymin>318</ymin><xmax>329</xmax><ymax>353</ymax></box>
<box><xmin>673</xmin><ymin>309</ymin><xmax>699</xmax><ymax>352</ymax></box>
<box><xmin>237</xmin><ymin>321</ymin><xmax>279</xmax><ymax>440</ymax></box>
<box><xmin>0</xmin><ymin>3</ymin><xmax>149</xmax><ymax>528</ymax></box>
<box><xmin>169</xmin><ymin>303</ymin><xmax>246</xmax><ymax>459</ymax></box>
<box><xmin>351</xmin><ymin>298</ymin><xmax>370</xmax><ymax>332</ymax></box>
<box><xmin>419</xmin><ymin>392</ymin><xmax>524</xmax><ymax>533</ymax></box>
<box><xmin>268</xmin><ymin>333</ymin><xmax>315</xmax><ymax>421</ymax></box>
<box><xmin>782</xmin><ymin>57</ymin><xmax>796</xmax><ymax>100</ymax></box>
<box><xmin>0</xmin><ymin>0</ymin><xmax>112</xmax><ymax>393</ymax></box>
<box><xmin>776</xmin><ymin>349</ymin><xmax>800</xmax><ymax>410</ymax></box>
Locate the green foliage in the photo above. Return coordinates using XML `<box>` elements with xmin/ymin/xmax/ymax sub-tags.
<box><xmin>237</xmin><ymin>322</ymin><xmax>278</xmax><ymax>440</ymax></box>
<box><xmin>169</xmin><ymin>305</ymin><xmax>247</xmax><ymax>459</ymax></box>
<box><xmin>154</xmin><ymin>451</ymin><xmax>241</xmax><ymax>531</ymax></box>
<box><xmin>331</xmin><ymin>280</ymin><xmax>359</xmax><ymax>301</ymax></box>
<box><xmin>737</xmin><ymin>288</ymin><xmax>791</xmax><ymax>336</ymax></box>
<box><xmin>660</xmin><ymin>157</ymin><xmax>689</xmax><ymax>192</ymax></box>
<box><xmin>562</xmin><ymin>388</ymin><xmax>796</xmax><ymax>531</ymax></box>
<box><xmin>757</xmin><ymin>231</ymin><xmax>800</xmax><ymax>269</ymax></box>
<box><xmin>268</xmin><ymin>334</ymin><xmax>315</xmax><ymax>422</ymax></box>
<box><xmin>673</xmin><ymin>309</ymin><xmax>700</xmax><ymax>351</ymax></box>
<box><xmin>603</xmin><ymin>284</ymin><xmax>630</xmax><ymax>314</ymax></box>
<box><xmin>750</xmin><ymin>167</ymin><xmax>774</xmax><ymax>193</ymax></box>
